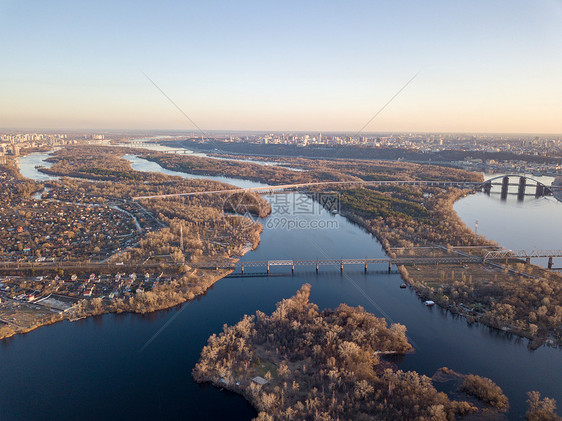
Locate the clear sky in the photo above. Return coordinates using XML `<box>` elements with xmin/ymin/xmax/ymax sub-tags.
<box><xmin>1</xmin><ymin>0</ymin><xmax>561</xmax><ymax>133</ymax></box>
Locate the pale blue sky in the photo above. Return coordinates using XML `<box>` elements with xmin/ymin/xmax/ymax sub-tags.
<box><xmin>1</xmin><ymin>0</ymin><xmax>561</xmax><ymax>133</ymax></box>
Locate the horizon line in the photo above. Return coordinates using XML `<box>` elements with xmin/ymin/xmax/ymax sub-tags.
<box><xmin>1</xmin><ymin>127</ymin><xmax>561</xmax><ymax>137</ymax></box>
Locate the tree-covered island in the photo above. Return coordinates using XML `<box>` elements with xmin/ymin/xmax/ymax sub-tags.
<box><xmin>193</xmin><ymin>284</ymin><xmax>536</xmax><ymax>420</ymax></box>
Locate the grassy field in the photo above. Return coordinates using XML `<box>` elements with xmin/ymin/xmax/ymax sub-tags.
<box><xmin>0</xmin><ymin>300</ymin><xmax>55</xmax><ymax>329</ymax></box>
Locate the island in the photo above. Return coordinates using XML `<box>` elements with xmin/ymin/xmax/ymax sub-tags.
<box><xmin>193</xmin><ymin>284</ymin><xmax>524</xmax><ymax>420</ymax></box>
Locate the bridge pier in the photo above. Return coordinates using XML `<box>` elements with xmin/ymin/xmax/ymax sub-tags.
<box><xmin>266</xmin><ymin>262</ymin><xmax>269</xmax><ymax>275</ymax></box>
<box><xmin>535</xmin><ymin>184</ymin><xmax>544</xmax><ymax>198</ymax></box>
<box><xmin>548</xmin><ymin>257</ymin><xmax>553</xmax><ymax>270</ymax></box>
<box><xmin>501</xmin><ymin>176</ymin><xmax>509</xmax><ymax>200</ymax></box>
<box><xmin>388</xmin><ymin>262</ymin><xmax>392</xmax><ymax>273</ymax></box>
<box><xmin>517</xmin><ymin>177</ymin><xmax>526</xmax><ymax>201</ymax></box>
<box><xmin>364</xmin><ymin>262</ymin><xmax>368</xmax><ymax>273</ymax></box>
<box><xmin>483</xmin><ymin>181</ymin><xmax>492</xmax><ymax>195</ymax></box>
<box><xmin>340</xmin><ymin>261</ymin><xmax>343</xmax><ymax>273</ymax></box>
<box><xmin>525</xmin><ymin>257</ymin><xmax>530</xmax><ymax>265</ymax></box>
<box><xmin>292</xmin><ymin>262</ymin><xmax>295</xmax><ymax>274</ymax></box>
<box><xmin>241</xmin><ymin>265</ymin><xmax>244</xmax><ymax>274</ymax></box>
<box><xmin>316</xmin><ymin>262</ymin><xmax>319</xmax><ymax>273</ymax></box>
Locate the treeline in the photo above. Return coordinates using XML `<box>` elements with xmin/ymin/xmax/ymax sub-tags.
<box><xmin>460</xmin><ymin>374</ymin><xmax>509</xmax><ymax>411</ymax></box>
<box><xmin>122</xmin><ymin>202</ymin><xmax>264</xmax><ymax>264</ymax></box>
<box><xmin>140</xmin><ymin>149</ymin><xmax>482</xmax><ymax>187</ymax></box>
<box><xmin>167</xmin><ymin>138</ymin><xmax>562</xmax><ymax>165</ymax></box>
<box><xmin>337</xmin><ymin>186</ymin><xmax>490</xmax><ymax>250</ymax></box>
<box><xmin>42</xmin><ymin>146</ymin><xmax>275</xmax><ymax>202</ymax></box>
<box><xmin>138</xmin><ymin>151</ymin><xmax>322</xmax><ymax>185</ymax></box>
<box><xmin>194</xmin><ymin>284</ymin><xmax>517</xmax><ymax>420</ymax></box>
<box><xmin>526</xmin><ymin>391</ymin><xmax>561</xmax><ymax>421</ymax></box>
<box><xmin>339</xmin><ymin>187</ymin><xmax>430</xmax><ymax>220</ymax></box>
<box><xmin>71</xmin><ymin>268</ymin><xmax>231</xmax><ymax>317</ymax></box>
<box><xmin>339</xmin><ymin>185</ymin><xmax>562</xmax><ymax>344</ymax></box>
<box><xmin>0</xmin><ymin>163</ymin><xmax>43</xmax><ymax>199</ymax></box>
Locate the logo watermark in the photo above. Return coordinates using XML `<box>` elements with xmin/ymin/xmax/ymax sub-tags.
<box><xmin>265</xmin><ymin>217</ymin><xmax>339</xmax><ymax>230</ymax></box>
<box><xmin>222</xmin><ymin>191</ymin><xmax>340</xmax><ymax>231</ymax></box>
<box><xmin>267</xmin><ymin>192</ymin><xmax>340</xmax><ymax>231</ymax></box>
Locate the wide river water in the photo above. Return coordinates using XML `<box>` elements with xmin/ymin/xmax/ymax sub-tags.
<box><xmin>0</xmin><ymin>153</ymin><xmax>560</xmax><ymax>420</ymax></box>
<box><xmin>454</xmin><ymin>175</ymin><xmax>562</xmax><ymax>267</ymax></box>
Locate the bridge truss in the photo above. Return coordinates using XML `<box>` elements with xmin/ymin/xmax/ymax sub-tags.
<box><xmin>483</xmin><ymin>250</ymin><xmax>562</xmax><ymax>261</ymax></box>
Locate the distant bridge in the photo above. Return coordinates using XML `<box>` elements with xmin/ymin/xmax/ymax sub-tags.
<box><xmin>483</xmin><ymin>249</ymin><xmax>562</xmax><ymax>269</ymax></box>
<box><xmin>126</xmin><ymin>143</ymin><xmax>203</xmax><ymax>154</ymax></box>
<box><xmin>132</xmin><ymin>174</ymin><xmax>560</xmax><ymax>201</ymax></box>
<box><xmin>479</xmin><ymin>174</ymin><xmax>555</xmax><ymax>200</ymax></box>
<box><xmin>127</xmin><ymin>142</ymin><xmax>171</xmax><ymax>148</ymax></box>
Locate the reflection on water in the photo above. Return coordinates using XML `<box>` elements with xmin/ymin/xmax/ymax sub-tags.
<box><xmin>456</xmin><ymin>193</ymin><xmax>562</xmax><ymax>250</ymax></box>
<box><xmin>122</xmin><ymin>137</ymin><xmax>303</xmax><ymax>171</ymax></box>
<box><xmin>17</xmin><ymin>152</ymin><xmax>58</xmax><ymax>181</ymax></box>
<box><xmin>455</xmin><ymin>172</ymin><xmax>562</xmax><ymax>268</ymax></box>
<box><xmin>123</xmin><ymin>155</ymin><xmax>269</xmax><ymax>189</ymax></box>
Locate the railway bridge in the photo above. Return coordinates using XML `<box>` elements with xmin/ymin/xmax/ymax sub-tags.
<box><xmin>234</xmin><ymin>256</ymin><xmax>482</xmax><ymax>275</ymax></box>
<box><xmin>233</xmin><ymin>249</ymin><xmax>562</xmax><ymax>274</ymax></box>
<box><xmin>1</xmin><ymin>249</ymin><xmax>561</xmax><ymax>275</ymax></box>
<box><xmin>483</xmin><ymin>249</ymin><xmax>562</xmax><ymax>269</ymax></box>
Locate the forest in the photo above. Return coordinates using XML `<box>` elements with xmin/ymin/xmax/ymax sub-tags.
<box><xmin>96</xmin><ymin>146</ymin><xmax>562</xmax><ymax>346</ymax></box>
<box><xmin>334</xmin><ymin>184</ymin><xmax>562</xmax><ymax>346</ymax></box>
<box><xmin>162</xmin><ymin>138</ymin><xmax>562</xmax><ymax>165</ymax></box>
<box><xmin>193</xmin><ymin>284</ymin><xmax>546</xmax><ymax>420</ymax></box>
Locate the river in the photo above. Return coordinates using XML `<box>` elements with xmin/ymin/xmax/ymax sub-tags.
<box><xmin>121</xmin><ymin>137</ymin><xmax>303</xmax><ymax>170</ymax></box>
<box><xmin>1</xmin><ymin>155</ymin><xmax>560</xmax><ymax>420</ymax></box>
<box><xmin>454</xmin><ymin>174</ymin><xmax>562</xmax><ymax>268</ymax></box>
<box><xmin>16</xmin><ymin>151</ymin><xmax>58</xmax><ymax>182</ymax></box>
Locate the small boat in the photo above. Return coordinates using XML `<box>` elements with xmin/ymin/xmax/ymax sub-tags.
<box><xmin>424</xmin><ymin>300</ymin><xmax>435</xmax><ymax>306</ymax></box>
<box><xmin>399</xmin><ymin>283</ymin><xmax>407</xmax><ymax>288</ymax></box>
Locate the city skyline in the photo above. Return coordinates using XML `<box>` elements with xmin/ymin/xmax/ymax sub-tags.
<box><xmin>1</xmin><ymin>0</ymin><xmax>561</xmax><ymax>133</ymax></box>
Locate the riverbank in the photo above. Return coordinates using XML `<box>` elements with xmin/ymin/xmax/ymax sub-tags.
<box><xmin>111</xmin><ymin>147</ymin><xmax>562</xmax><ymax>347</ymax></box>
<box><xmin>0</xmin><ymin>259</ymin><xmax>246</xmax><ymax>341</ymax></box>
<box><xmin>193</xmin><ymin>284</ymin><xmax>514</xmax><ymax>420</ymax></box>
<box><xmin>337</xmin><ymin>187</ymin><xmax>562</xmax><ymax>348</ymax></box>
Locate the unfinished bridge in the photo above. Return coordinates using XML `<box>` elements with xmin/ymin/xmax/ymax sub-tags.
<box><xmin>479</xmin><ymin>175</ymin><xmax>555</xmax><ymax>200</ymax></box>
